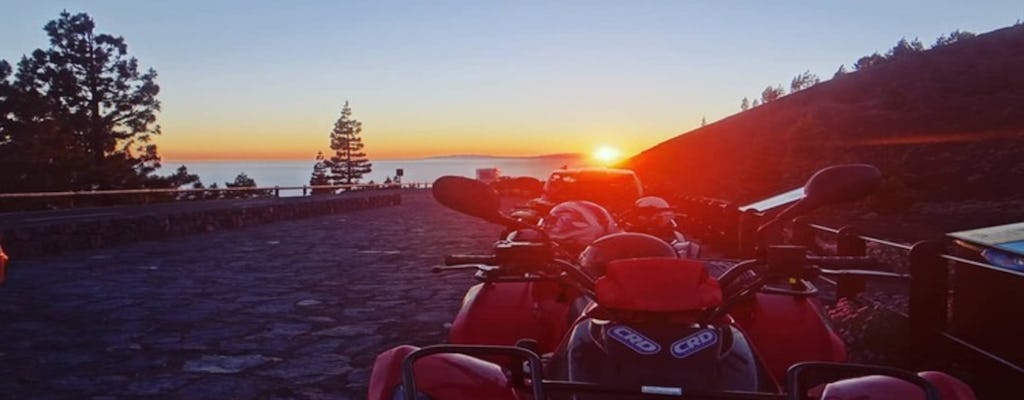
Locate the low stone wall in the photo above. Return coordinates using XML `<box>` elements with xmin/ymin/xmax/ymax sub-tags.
<box><xmin>1</xmin><ymin>193</ymin><xmax>402</xmax><ymax>258</ymax></box>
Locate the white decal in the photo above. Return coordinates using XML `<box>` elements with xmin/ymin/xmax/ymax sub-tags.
<box><xmin>608</xmin><ymin>325</ymin><xmax>661</xmax><ymax>355</ymax></box>
<box><xmin>670</xmin><ymin>329</ymin><xmax>718</xmax><ymax>359</ymax></box>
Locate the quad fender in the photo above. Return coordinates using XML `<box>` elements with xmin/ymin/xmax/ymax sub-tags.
<box><xmin>820</xmin><ymin>371</ymin><xmax>976</xmax><ymax>400</ymax></box>
<box><xmin>368</xmin><ymin>345</ymin><xmax>520</xmax><ymax>400</ymax></box>
<box><xmin>731</xmin><ymin>293</ymin><xmax>846</xmax><ymax>382</ymax></box>
<box><xmin>450</xmin><ymin>281</ymin><xmax>572</xmax><ymax>353</ymax></box>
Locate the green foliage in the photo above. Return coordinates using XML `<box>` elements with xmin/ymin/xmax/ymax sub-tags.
<box><xmin>887</xmin><ymin>37</ymin><xmax>924</xmax><ymax>59</ymax></box>
<box><xmin>790</xmin><ymin>70</ymin><xmax>820</xmax><ymax>93</ymax></box>
<box><xmin>328</xmin><ymin>101</ymin><xmax>372</xmax><ymax>185</ymax></box>
<box><xmin>309</xmin><ymin>151</ymin><xmax>333</xmax><ymax>194</ymax></box>
<box><xmin>854</xmin><ymin>52</ymin><xmax>888</xmax><ymax>70</ymax></box>
<box><xmin>227</xmin><ymin>172</ymin><xmax>256</xmax><ymax>188</ymax></box>
<box><xmin>760</xmin><ymin>85</ymin><xmax>785</xmax><ymax>104</ymax></box>
<box><xmin>0</xmin><ymin>11</ymin><xmax>195</xmax><ymax>194</ymax></box>
<box><xmin>224</xmin><ymin>172</ymin><xmax>269</xmax><ymax>198</ymax></box>
<box><xmin>933</xmin><ymin>30</ymin><xmax>976</xmax><ymax>47</ymax></box>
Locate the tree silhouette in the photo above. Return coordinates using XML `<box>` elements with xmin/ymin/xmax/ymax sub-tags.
<box><xmin>740</xmin><ymin>97</ymin><xmax>750</xmax><ymax>111</ymax></box>
<box><xmin>790</xmin><ymin>70</ymin><xmax>820</xmax><ymax>93</ymax></box>
<box><xmin>760</xmin><ymin>85</ymin><xmax>785</xmax><ymax>104</ymax></box>
<box><xmin>887</xmin><ymin>37</ymin><xmax>924</xmax><ymax>59</ymax></box>
<box><xmin>225</xmin><ymin>172</ymin><xmax>267</xmax><ymax>198</ymax></box>
<box><xmin>0</xmin><ymin>11</ymin><xmax>186</xmax><ymax>194</ymax></box>
<box><xmin>854</xmin><ymin>52</ymin><xmax>887</xmax><ymax>70</ymax></box>
<box><xmin>309</xmin><ymin>151</ymin><xmax>332</xmax><ymax>194</ymax></box>
<box><xmin>328</xmin><ymin>101</ymin><xmax>372</xmax><ymax>185</ymax></box>
<box><xmin>834</xmin><ymin>64</ymin><xmax>848</xmax><ymax>78</ymax></box>
<box><xmin>933</xmin><ymin>30</ymin><xmax>976</xmax><ymax>47</ymax></box>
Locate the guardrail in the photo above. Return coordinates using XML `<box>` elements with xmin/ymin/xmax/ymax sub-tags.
<box><xmin>673</xmin><ymin>195</ymin><xmax>1024</xmax><ymax>397</ymax></box>
<box><xmin>0</xmin><ymin>182</ymin><xmax>432</xmax><ymax>211</ymax></box>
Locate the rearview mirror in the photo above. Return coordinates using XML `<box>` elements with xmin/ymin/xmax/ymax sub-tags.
<box><xmin>802</xmin><ymin>164</ymin><xmax>882</xmax><ymax>209</ymax></box>
<box><xmin>432</xmin><ymin>176</ymin><xmax>505</xmax><ymax>224</ymax></box>
<box><xmin>759</xmin><ymin>164</ymin><xmax>881</xmax><ymax>235</ymax></box>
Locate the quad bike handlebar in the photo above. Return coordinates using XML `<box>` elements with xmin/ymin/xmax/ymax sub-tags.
<box><xmin>444</xmin><ymin>254</ymin><xmax>497</xmax><ymax>266</ymax></box>
<box><xmin>397</xmin><ymin>345</ymin><xmax>943</xmax><ymax>400</ymax></box>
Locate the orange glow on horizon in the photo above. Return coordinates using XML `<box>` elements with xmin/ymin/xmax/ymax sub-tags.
<box><xmin>155</xmin><ymin>116</ymin><xmax>665</xmax><ymax>162</ymax></box>
<box><xmin>592</xmin><ymin>145</ymin><xmax>622</xmax><ymax>165</ymax></box>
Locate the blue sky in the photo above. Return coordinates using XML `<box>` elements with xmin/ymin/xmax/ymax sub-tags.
<box><xmin>2</xmin><ymin>1</ymin><xmax>1021</xmax><ymax>160</ymax></box>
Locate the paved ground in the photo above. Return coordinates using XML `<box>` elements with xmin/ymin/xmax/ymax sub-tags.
<box><xmin>0</xmin><ymin>190</ymin><xmax>503</xmax><ymax>399</ymax></box>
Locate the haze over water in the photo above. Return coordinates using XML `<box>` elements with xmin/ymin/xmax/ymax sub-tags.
<box><xmin>164</xmin><ymin>155</ymin><xmax>588</xmax><ymax>192</ymax></box>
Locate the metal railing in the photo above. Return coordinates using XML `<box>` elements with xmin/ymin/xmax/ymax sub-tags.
<box><xmin>673</xmin><ymin>194</ymin><xmax>1024</xmax><ymax>396</ymax></box>
<box><xmin>0</xmin><ymin>182</ymin><xmax>432</xmax><ymax>211</ymax></box>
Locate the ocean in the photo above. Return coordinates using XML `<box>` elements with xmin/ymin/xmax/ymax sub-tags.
<box><xmin>162</xmin><ymin>156</ymin><xmax>590</xmax><ymax>195</ymax></box>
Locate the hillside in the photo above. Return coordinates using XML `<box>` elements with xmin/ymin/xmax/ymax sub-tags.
<box><xmin>623</xmin><ymin>25</ymin><xmax>1024</xmax><ymax>237</ymax></box>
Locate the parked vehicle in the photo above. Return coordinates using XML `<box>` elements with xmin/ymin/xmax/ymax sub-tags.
<box><xmin>369</xmin><ymin>164</ymin><xmax>977</xmax><ymax>400</ymax></box>
<box><xmin>511</xmin><ymin>168</ymin><xmax>643</xmax><ymax>224</ymax></box>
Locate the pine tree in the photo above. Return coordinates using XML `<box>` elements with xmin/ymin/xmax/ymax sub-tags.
<box><xmin>760</xmin><ymin>85</ymin><xmax>785</xmax><ymax>104</ymax></box>
<box><xmin>2</xmin><ymin>12</ymin><xmax>162</xmax><ymax>190</ymax></box>
<box><xmin>328</xmin><ymin>101</ymin><xmax>372</xmax><ymax>185</ymax></box>
<box><xmin>0</xmin><ymin>11</ymin><xmax>197</xmax><ymax>194</ymax></box>
<box><xmin>834</xmin><ymin>64</ymin><xmax>848</xmax><ymax>78</ymax></box>
<box><xmin>740</xmin><ymin>97</ymin><xmax>750</xmax><ymax>111</ymax></box>
<box><xmin>309</xmin><ymin>151</ymin><xmax>332</xmax><ymax>194</ymax></box>
<box><xmin>789</xmin><ymin>70</ymin><xmax>820</xmax><ymax>93</ymax></box>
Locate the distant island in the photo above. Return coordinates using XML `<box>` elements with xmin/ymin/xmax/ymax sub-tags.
<box><xmin>421</xmin><ymin>153</ymin><xmax>583</xmax><ymax>160</ymax></box>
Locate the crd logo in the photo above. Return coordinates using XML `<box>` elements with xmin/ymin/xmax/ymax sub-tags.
<box><xmin>608</xmin><ymin>325</ymin><xmax>661</xmax><ymax>355</ymax></box>
<box><xmin>670</xmin><ymin>329</ymin><xmax>718</xmax><ymax>359</ymax></box>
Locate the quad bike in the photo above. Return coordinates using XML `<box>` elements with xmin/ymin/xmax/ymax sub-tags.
<box><xmin>430</xmin><ymin>165</ymin><xmax>874</xmax><ymax>361</ymax></box>
<box><xmin>618</xmin><ymin>195</ymin><xmax>700</xmax><ymax>258</ymax></box>
<box><xmin>368</xmin><ymin>164</ymin><xmax>976</xmax><ymax>400</ymax></box>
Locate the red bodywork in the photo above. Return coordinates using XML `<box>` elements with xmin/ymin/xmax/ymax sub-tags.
<box><xmin>368</xmin><ymin>345</ymin><xmax>521</xmax><ymax>400</ymax></box>
<box><xmin>596</xmin><ymin>258</ymin><xmax>721</xmax><ymax>312</ymax></box>
<box><xmin>731</xmin><ymin>292</ymin><xmax>847</xmax><ymax>382</ymax></box>
<box><xmin>449</xmin><ymin>261</ymin><xmax>845</xmax><ymax>384</ymax></box>
<box><xmin>449</xmin><ymin>280</ymin><xmax>573</xmax><ymax>354</ymax></box>
<box><xmin>820</xmin><ymin>372</ymin><xmax>976</xmax><ymax>400</ymax></box>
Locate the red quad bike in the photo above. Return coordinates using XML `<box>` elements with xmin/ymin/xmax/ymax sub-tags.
<box><xmin>429</xmin><ymin>175</ymin><xmax>586</xmax><ymax>354</ymax></box>
<box><xmin>370</xmin><ymin>164</ymin><xmax>976</xmax><ymax>400</ymax></box>
<box><xmin>431</xmin><ymin>179</ymin><xmax>695</xmax><ymax>354</ymax></box>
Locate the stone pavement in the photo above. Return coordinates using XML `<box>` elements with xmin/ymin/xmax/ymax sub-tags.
<box><xmin>0</xmin><ymin>190</ymin><xmax>504</xmax><ymax>399</ymax></box>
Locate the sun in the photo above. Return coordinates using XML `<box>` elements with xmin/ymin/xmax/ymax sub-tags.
<box><xmin>592</xmin><ymin>145</ymin><xmax>622</xmax><ymax>165</ymax></box>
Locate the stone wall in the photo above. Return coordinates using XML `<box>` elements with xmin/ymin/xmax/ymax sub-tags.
<box><xmin>1</xmin><ymin>193</ymin><xmax>402</xmax><ymax>258</ymax></box>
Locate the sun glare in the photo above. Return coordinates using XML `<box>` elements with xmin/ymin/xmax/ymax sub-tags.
<box><xmin>593</xmin><ymin>145</ymin><xmax>621</xmax><ymax>165</ymax></box>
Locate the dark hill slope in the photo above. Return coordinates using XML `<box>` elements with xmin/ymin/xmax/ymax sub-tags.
<box><xmin>625</xmin><ymin>25</ymin><xmax>1024</xmax><ymax>212</ymax></box>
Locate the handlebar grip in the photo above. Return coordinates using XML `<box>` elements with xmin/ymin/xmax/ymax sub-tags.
<box><xmin>808</xmin><ymin>255</ymin><xmax>877</xmax><ymax>269</ymax></box>
<box><xmin>444</xmin><ymin>254</ymin><xmax>497</xmax><ymax>266</ymax></box>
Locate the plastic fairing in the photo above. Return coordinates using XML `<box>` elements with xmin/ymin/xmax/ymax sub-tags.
<box><xmin>449</xmin><ymin>281</ymin><xmax>572</xmax><ymax>354</ymax></box>
<box><xmin>368</xmin><ymin>345</ymin><xmax>519</xmax><ymax>400</ymax></box>
<box><xmin>820</xmin><ymin>371</ymin><xmax>976</xmax><ymax>400</ymax></box>
<box><xmin>731</xmin><ymin>293</ymin><xmax>847</xmax><ymax>382</ymax></box>
<box><xmin>595</xmin><ymin>258</ymin><xmax>721</xmax><ymax>312</ymax></box>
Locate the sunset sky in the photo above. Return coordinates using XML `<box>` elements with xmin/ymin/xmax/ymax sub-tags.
<box><xmin>2</xmin><ymin>1</ymin><xmax>1021</xmax><ymax>161</ymax></box>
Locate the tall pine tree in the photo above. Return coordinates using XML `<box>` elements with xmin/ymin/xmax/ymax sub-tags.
<box><xmin>328</xmin><ymin>101</ymin><xmax>372</xmax><ymax>185</ymax></box>
<box><xmin>0</xmin><ymin>11</ymin><xmax>172</xmax><ymax>192</ymax></box>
